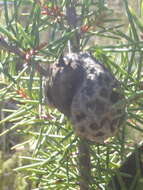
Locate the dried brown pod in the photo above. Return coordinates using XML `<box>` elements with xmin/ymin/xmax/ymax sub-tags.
<box><xmin>44</xmin><ymin>52</ymin><xmax>125</xmax><ymax>143</ymax></box>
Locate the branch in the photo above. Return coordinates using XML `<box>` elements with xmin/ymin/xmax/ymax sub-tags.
<box><xmin>78</xmin><ymin>139</ymin><xmax>91</xmax><ymax>190</ymax></box>
<box><xmin>65</xmin><ymin>0</ymin><xmax>80</xmax><ymax>52</ymax></box>
<box><xmin>0</xmin><ymin>36</ymin><xmax>24</xmax><ymax>57</ymax></box>
<box><xmin>65</xmin><ymin>2</ymin><xmax>92</xmax><ymax>189</ymax></box>
<box><xmin>0</xmin><ymin>36</ymin><xmax>48</xmax><ymax>77</ymax></box>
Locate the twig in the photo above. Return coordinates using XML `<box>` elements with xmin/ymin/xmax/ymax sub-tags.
<box><xmin>78</xmin><ymin>139</ymin><xmax>91</xmax><ymax>190</ymax></box>
<box><xmin>0</xmin><ymin>36</ymin><xmax>24</xmax><ymax>57</ymax></box>
<box><xmin>65</xmin><ymin>0</ymin><xmax>80</xmax><ymax>52</ymax></box>
<box><xmin>65</xmin><ymin>1</ymin><xmax>92</xmax><ymax>190</ymax></box>
<box><xmin>0</xmin><ymin>36</ymin><xmax>47</xmax><ymax>77</ymax></box>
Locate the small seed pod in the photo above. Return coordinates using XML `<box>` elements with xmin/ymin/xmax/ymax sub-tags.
<box><xmin>44</xmin><ymin>52</ymin><xmax>125</xmax><ymax>143</ymax></box>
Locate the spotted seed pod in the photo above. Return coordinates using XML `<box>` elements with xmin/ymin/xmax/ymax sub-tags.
<box><xmin>44</xmin><ymin>52</ymin><xmax>125</xmax><ymax>143</ymax></box>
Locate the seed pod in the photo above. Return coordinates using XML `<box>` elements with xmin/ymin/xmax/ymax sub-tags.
<box><xmin>44</xmin><ymin>52</ymin><xmax>125</xmax><ymax>143</ymax></box>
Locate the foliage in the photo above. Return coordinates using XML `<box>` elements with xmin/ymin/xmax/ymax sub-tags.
<box><xmin>0</xmin><ymin>0</ymin><xmax>143</xmax><ymax>189</ymax></box>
